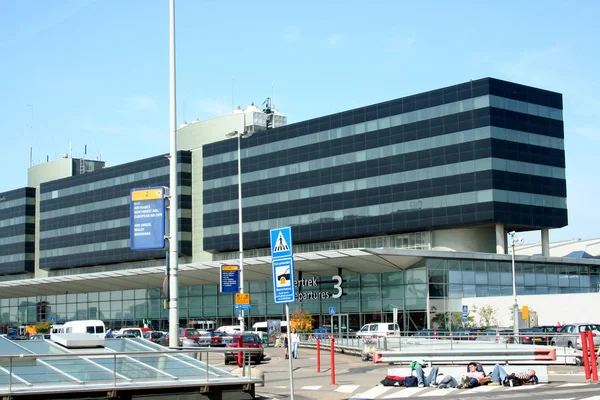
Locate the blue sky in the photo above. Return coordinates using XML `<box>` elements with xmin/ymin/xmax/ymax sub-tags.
<box><xmin>0</xmin><ymin>0</ymin><xmax>598</xmax><ymax>244</ymax></box>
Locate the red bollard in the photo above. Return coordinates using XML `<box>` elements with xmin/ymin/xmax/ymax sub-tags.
<box><xmin>316</xmin><ymin>338</ymin><xmax>321</xmax><ymax>372</ymax></box>
<box><xmin>237</xmin><ymin>335</ymin><xmax>243</xmax><ymax>368</ymax></box>
<box><xmin>582</xmin><ymin>331</ymin><xmax>591</xmax><ymax>379</ymax></box>
<box><xmin>588</xmin><ymin>331</ymin><xmax>598</xmax><ymax>382</ymax></box>
<box><xmin>330</xmin><ymin>337</ymin><xmax>336</xmax><ymax>385</ymax></box>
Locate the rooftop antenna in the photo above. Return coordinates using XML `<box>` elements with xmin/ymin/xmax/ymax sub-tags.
<box><xmin>29</xmin><ymin>141</ymin><xmax>33</xmax><ymax>167</ymax></box>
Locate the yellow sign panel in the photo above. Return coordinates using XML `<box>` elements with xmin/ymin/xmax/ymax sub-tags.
<box><xmin>236</xmin><ymin>293</ymin><xmax>250</xmax><ymax>305</ymax></box>
<box><xmin>522</xmin><ymin>305</ymin><xmax>529</xmax><ymax>320</ymax></box>
<box><xmin>131</xmin><ymin>188</ymin><xmax>164</xmax><ymax>201</ymax></box>
<box><xmin>221</xmin><ymin>265</ymin><xmax>239</xmax><ymax>271</ymax></box>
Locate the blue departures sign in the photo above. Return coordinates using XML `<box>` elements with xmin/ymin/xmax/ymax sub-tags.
<box><xmin>130</xmin><ymin>187</ymin><xmax>166</xmax><ymax>250</ymax></box>
<box><xmin>220</xmin><ymin>265</ymin><xmax>239</xmax><ymax>293</ymax></box>
<box><xmin>270</xmin><ymin>227</ymin><xmax>295</xmax><ymax>304</ymax></box>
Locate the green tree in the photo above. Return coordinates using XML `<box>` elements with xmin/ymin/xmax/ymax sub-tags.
<box><xmin>35</xmin><ymin>321</ymin><xmax>52</xmax><ymax>334</ymax></box>
<box><xmin>472</xmin><ymin>305</ymin><xmax>498</xmax><ymax>328</ymax></box>
<box><xmin>291</xmin><ymin>308</ymin><xmax>313</xmax><ymax>332</ymax></box>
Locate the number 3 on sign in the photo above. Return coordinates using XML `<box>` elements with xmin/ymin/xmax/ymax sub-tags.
<box><xmin>332</xmin><ymin>275</ymin><xmax>343</xmax><ymax>299</ymax></box>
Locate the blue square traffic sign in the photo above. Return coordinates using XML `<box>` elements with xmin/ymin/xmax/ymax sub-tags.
<box><xmin>270</xmin><ymin>227</ymin><xmax>293</xmax><ymax>259</ymax></box>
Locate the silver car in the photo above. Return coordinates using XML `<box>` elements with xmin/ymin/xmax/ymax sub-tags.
<box><xmin>551</xmin><ymin>323</ymin><xmax>600</xmax><ymax>349</ymax></box>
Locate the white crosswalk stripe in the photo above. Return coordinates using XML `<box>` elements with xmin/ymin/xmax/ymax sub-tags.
<box><xmin>336</xmin><ymin>385</ymin><xmax>361</xmax><ymax>393</ymax></box>
<box><xmin>381</xmin><ymin>387</ymin><xmax>427</xmax><ymax>398</ymax></box>
<box><xmin>350</xmin><ymin>386</ymin><xmax>393</xmax><ymax>399</ymax></box>
<box><xmin>301</xmin><ymin>385</ymin><xmax>322</xmax><ymax>390</ymax></box>
<box><xmin>557</xmin><ymin>383</ymin><xmax>589</xmax><ymax>387</ymax></box>
<box><xmin>418</xmin><ymin>388</ymin><xmax>456</xmax><ymax>396</ymax></box>
<box><xmin>580</xmin><ymin>397</ymin><xmax>600</xmax><ymax>400</ymax></box>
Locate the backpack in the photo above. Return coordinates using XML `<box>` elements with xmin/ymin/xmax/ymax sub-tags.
<box><xmin>502</xmin><ymin>374</ymin><xmax>523</xmax><ymax>387</ymax></box>
<box><xmin>404</xmin><ymin>376</ymin><xmax>418</xmax><ymax>387</ymax></box>
<box><xmin>380</xmin><ymin>376</ymin><xmax>405</xmax><ymax>387</ymax></box>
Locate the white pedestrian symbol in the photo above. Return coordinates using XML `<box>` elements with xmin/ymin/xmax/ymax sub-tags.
<box><xmin>273</xmin><ymin>232</ymin><xmax>290</xmax><ymax>252</ymax></box>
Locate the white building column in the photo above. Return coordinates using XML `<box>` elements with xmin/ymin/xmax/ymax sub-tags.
<box><xmin>495</xmin><ymin>223</ymin><xmax>506</xmax><ymax>254</ymax></box>
<box><xmin>541</xmin><ymin>228</ymin><xmax>550</xmax><ymax>256</ymax></box>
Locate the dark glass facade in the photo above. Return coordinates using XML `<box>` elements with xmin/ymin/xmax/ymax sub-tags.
<box><xmin>202</xmin><ymin>78</ymin><xmax>567</xmax><ymax>253</ymax></box>
<box><xmin>0</xmin><ymin>188</ymin><xmax>36</xmax><ymax>274</ymax></box>
<box><xmin>38</xmin><ymin>151</ymin><xmax>193</xmax><ymax>270</ymax></box>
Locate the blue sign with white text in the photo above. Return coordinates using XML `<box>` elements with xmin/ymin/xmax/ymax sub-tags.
<box><xmin>329</xmin><ymin>307</ymin><xmax>336</xmax><ymax>315</ymax></box>
<box><xmin>130</xmin><ymin>187</ymin><xmax>166</xmax><ymax>250</ymax></box>
<box><xmin>220</xmin><ymin>265</ymin><xmax>240</xmax><ymax>293</ymax></box>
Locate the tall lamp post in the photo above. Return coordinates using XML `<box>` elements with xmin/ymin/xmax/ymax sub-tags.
<box><xmin>509</xmin><ymin>231</ymin><xmax>524</xmax><ymax>343</ymax></box>
<box><xmin>227</xmin><ymin>110</ymin><xmax>252</xmax><ymax>332</ymax></box>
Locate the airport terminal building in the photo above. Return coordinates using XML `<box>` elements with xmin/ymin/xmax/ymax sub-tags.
<box><xmin>1</xmin><ymin>77</ymin><xmax>597</xmax><ymax>332</ymax></box>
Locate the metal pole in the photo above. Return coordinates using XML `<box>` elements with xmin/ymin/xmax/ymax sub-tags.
<box><xmin>511</xmin><ymin>234</ymin><xmax>519</xmax><ymax>343</ymax></box>
<box><xmin>237</xmin><ymin>133</ymin><xmax>245</xmax><ymax>332</ymax></box>
<box><xmin>168</xmin><ymin>0</ymin><xmax>180</xmax><ymax>347</ymax></box>
<box><xmin>286</xmin><ymin>303</ymin><xmax>295</xmax><ymax>400</ymax></box>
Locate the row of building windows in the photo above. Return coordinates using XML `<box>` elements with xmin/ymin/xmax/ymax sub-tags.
<box><xmin>38</xmin><ymin>232</ymin><xmax>193</xmax><ymax>259</ymax></box>
<box><xmin>203</xmin><ymin>157</ymin><xmax>566</xmax><ymax>215</ymax></box>
<box><xmin>204</xmin><ymin>126</ymin><xmax>565</xmax><ymax>192</ymax></box>
<box><xmin>203</xmin><ymin>189</ymin><xmax>567</xmax><ymax>238</ymax></box>
<box><xmin>40</xmin><ymin>208</ymin><xmax>193</xmax><ymax>240</ymax></box>
<box><xmin>0</xmin><ymin>197</ymin><xmax>35</xmax><ymax>211</ymax></box>
<box><xmin>204</xmin><ymin>95</ymin><xmax>562</xmax><ymax>167</ymax></box>
<box><xmin>40</xmin><ymin>162</ymin><xmax>192</xmax><ymax>202</ymax></box>
<box><xmin>0</xmin><ymin>234</ymin><xmax>33</xmax><ymax>247</ymax></box>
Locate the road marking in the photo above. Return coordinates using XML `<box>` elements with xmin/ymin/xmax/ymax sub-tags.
<box><xmin>301</xmin><ymin>386</ymin><xmax>322</xmax><ymax>390</ymax></box>
<box><xmin>381</xmin><ymin>387</ymin><xmax>427</xmax><ymax>398</ymax></box>
<box><xmin>557</xmin><ymin>383</ymin><xmax>589</xmax><ymax>387</ymax></box>
<box><xmin>336</xmin><ymin>385</ymin><xmax>360</xmax><ymax>393</ymax></box>
<box><xmin>351</xmin><ymin>386</ymin><xmax>392</xmax><ymax>399</ymax></box>
<box><xmin>581</xmin><ymin>397</ymin><xmax>600</xmax><ymax>400</ymax></box>
<box><xmin>419</xmin><ymin>388</ymin><xmax>454</xmax><ymax>396</ymax></box>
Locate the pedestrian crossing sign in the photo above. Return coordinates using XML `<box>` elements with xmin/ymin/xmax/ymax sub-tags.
<box><xmin>270</xmin><ymin>227</ymin><xmax>293</xmax><ymax>259</ymax></box>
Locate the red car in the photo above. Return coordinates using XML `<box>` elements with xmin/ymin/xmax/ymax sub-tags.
<box><xmin>224</xmin><ymin>333</ymin><xmax>264</xmax><ymax>364</ymax></box>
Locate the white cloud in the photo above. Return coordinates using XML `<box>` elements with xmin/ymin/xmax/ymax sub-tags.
<box><xmin>125</xmin><ymin>95</ymin><xmax>155</xmax><ymax>112</ymax></box>
<box><xmin>281</xmin><ymin>26</ymin><xmax>300</xmax><ymax>43</ymax></box>
<box><xmin>328</xmin><ymin>34</ymin><xmax>342</xmax><ymax>46</ymax></box>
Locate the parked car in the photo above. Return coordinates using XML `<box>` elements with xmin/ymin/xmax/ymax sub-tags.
<box><xmin>223</xmin><ymin>333</ymin><xmax>264</xmax><ymax>364</ymax></box>
<box><xmin>477</xmin><ymin>328</ymin><xmax>514</xmax><ymax>343</ymax></box>
<box><xmin>157</xmin><ymin>333</ymin><xmax>181</xmax><ymax>347</ymax></box>
<box><xmin>144</xmin><ymin>331</ymin><xmax>165</xmax><ymax>343</ymax></box>
<box><xmin>412</xmin><ymin>329</ymin><xmax>449</xmax><ymax>338</ymax></box>
<box><xmin>551</xmin><ymin>323</ymin><xmax>600</xmax><ymax>349</ymax></box>
<box><xmin>453</xmin><ymin>328</ymin><xmax>483</xmax><ymax>340</ymax></box>
<box><xmin>29</xmin><ymin>334</ymin><xmax>51</xmax><ymax>340</ymax></box>
<box><xmin>197</xmin><ymin>331</ymin><xmax>226</xmax><ymax>347</ymax></box>
<box><xmin>521</xmin><ymin>326</ymin><xmax>558</xmax><ymax>345</ymax></box>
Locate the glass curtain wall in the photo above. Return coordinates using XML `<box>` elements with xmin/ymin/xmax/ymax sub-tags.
<box><xmin>1</xmin><ymin>261</ymin><xmax>598</xmax><ymax>334</ymax></box>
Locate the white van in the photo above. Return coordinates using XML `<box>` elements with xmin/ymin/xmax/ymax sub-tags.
<box><xmin>215</xmin><ymin>325</ymin><xmax>242</xmax><ymax>335</ymax></box>
<box><xmin>356</xmin><ymin>322</ymin><xmax>400</xmax><ymax>339</ymax></box>
<box><xmin>59</xmin><ymin>320</ymin><xmax>106</xmax><ymax>338</ymax></box>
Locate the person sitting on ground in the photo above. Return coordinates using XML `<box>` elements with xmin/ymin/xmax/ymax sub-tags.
<box><xmin>488</xmin><ymin>363</ymin><xmax>537</xmax><ymax>386</ymax></box>
<box><xmin>411</xmin><ymin>359</ymin><xmax>439</xmax><ymax>388</ymax></box>
<box><xmin>458</xmin><ymin>362</ymin><xmax>490</xmax><ymax>388</ymax></box>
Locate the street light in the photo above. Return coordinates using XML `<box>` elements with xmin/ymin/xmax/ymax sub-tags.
<box><xmin>509</xmin><ymin>231</ymin><xmax>524</xmax><ymax>343</ymax></box>
<box><xmin>227</xmin><ymin>109</ymin><xmax>253</xmax><ymax>332</ymax></box>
